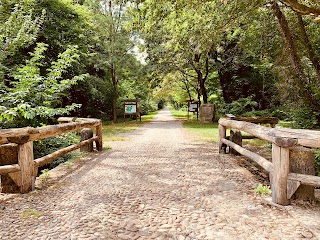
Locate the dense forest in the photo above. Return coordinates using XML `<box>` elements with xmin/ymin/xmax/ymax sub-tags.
<box><xmin>1</xmin><ymin>0</ymin><xmax>320</xmax><ymax>129</ymax></box>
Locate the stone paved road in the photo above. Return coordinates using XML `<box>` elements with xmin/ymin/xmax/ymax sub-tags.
<box><xmin>0</xmin><ymin>108</ymin><xmax>319</xmax><ymax>239</ymax></box>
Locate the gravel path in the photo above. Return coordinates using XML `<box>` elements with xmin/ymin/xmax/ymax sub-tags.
<box><xmin>0</xmin><ymin>108</ymin><xmax>319</xmax><ymax>239</ymax></box>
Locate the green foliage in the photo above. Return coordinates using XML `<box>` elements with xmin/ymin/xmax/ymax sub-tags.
<box><xmin>218</xmin><ymin>97</ymin><xmax>258</xmax><ymax>116</ymax></box>
<box><xmin>0</xmin><ymin>43</ymin><xmax>87</xmax><ymax>127</ymax></box>
<box><xmin>34</xmin><ymin>132</ymin><xmax>79</xmax><ymax>169</ymax></box>
<box><xmin>254</xmin><ymin>183</ymin><xmax>271</xmax><ymax>195</ymax></box>
<box><xmin>0</xmin><ymin>3</ymin><xmax>44</xmax><ymax>79</ymax></box>
<box><xmin>285</xmin><ymin>105</ymin><xmax>319</xmax><ymax>129</ymax></box>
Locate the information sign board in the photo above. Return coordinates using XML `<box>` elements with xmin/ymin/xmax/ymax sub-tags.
<box><xmin>125</xmin><ymin>104</ymin><xmax>137</xmax><ymax>114</ymax></box>
<box><xmin>188</xmin><ymin>103</ymin><xmax>198</xmax><ymax>112</ymax></box>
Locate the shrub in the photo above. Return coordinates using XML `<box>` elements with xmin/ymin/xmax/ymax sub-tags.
<box><xmin>34</xmin><ymin>132</ymin><xmax>79</xmax><ymax>171</ymax></box>
<box><xmin>218</xmin><ymin>96</ymin><xmax>258</xmax><ymax>116</ymax></box>
<box><xmin>286</xmin><ymin>106</ymin><xmax>319</xmax><ymax>129</ymax></box>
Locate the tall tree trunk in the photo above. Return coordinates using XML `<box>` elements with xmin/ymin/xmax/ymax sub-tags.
<box><xmin>193</xmin><ymin>53</ymin><xmax>208</xmax><ymax>104</ymax></box>
<box><xmin>111</xmin><ymin>64</ymin><xmax>117</xmax><ymax>123</ymax></box>
<box><xmin>296</xmin><ymin>13</ymin><xmax>320</xmax><ymax>80</ymax></box>
<box><xmin>199</xmin><ymin>73</ymin><xmax>208</xmax><ymax>103</ymax></box>
<box><xmin>271</xmin><ymin>2</ymin><xmax>319</xmax><ymax>109</ymax></box>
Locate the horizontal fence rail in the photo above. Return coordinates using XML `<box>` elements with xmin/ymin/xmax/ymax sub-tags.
<box><xmin>218</xmin><ymin>117</ymin><xmax>320</xmax><ymax>206</ymax></box>
<box><xmin>0</xmin><ymin>117</ymin><xmax>103</xmax><ymax>193</ymax></box>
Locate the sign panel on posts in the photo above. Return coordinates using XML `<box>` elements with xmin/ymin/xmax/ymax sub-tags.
<box><xmin>123</xmin><ymin>99</ymin><xmax>140</xmax><ymax>122</ymax></box>
<box><xmin>125</xmin><ymin>104</ymin><xmax>137</xmax><ymax>114</ymax></box>
<box><xmin>186</xmin><ymin>100</ymin><xmax>200</xmax><ymax>120</ymax></box>
<box><xmin>188</xmin><ymin>103</ymin><xmax>198</xmax><ymax>112</ymax></box>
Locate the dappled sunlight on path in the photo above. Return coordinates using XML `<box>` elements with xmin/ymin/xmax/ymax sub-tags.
<box><xmin>0</xmin><ymin>108</ymin><xmax>319</xmax><ymax>239</ymax></box>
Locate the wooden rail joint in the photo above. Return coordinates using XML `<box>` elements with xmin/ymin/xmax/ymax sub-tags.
<box><xmin>273</xmin><ymin>137</ymin><xmax>297</xmax><ymax>148</ymax></box>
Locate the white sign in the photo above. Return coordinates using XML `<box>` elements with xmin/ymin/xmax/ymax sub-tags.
<box><xmin>125</xmin><ymin>104</ymin><xmax>137</xmax><ymax>114</ymax></box>
<box><xmin>188</xmin><ymin>103</ymin><xmax>198</xmax><ymax>112</ymax></box>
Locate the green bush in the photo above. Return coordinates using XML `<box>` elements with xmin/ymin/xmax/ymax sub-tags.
<box><xmin>34</xmin><ymin>132</ymin><xmax>79</xmax><ymax>171</ymax></box>
<box><xmin>287</xmin><ymin>106</ymin><xmax>319</xmax><ymax>129</ymax></box>
<box><xmin>218</xmin><ymin>97</ymin><xmax>258</xmax><ymax>116</ymax></box>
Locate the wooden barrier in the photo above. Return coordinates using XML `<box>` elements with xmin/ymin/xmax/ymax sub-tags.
<box><xmin>0</xmin><ymin>117</ymin><xmax>103</xmax><ymax>193</ymax></box>
<box><xmin>218</xmin><ymin>118</ymin><xmax>320</xmax><ymax>206</ymax></box>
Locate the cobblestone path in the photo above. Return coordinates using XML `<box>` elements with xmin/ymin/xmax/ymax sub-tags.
<box><xmin>0</xmin><ymin>108</ymin><xmax>319</xmax><ymax>239</ymax></box>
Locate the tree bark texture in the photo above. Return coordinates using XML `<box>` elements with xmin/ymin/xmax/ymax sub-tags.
<box><xmin>296</xmin><ymin>13</ymin><xmax>320</xmax><ymax>80</ymax></box>
<box><xmin>280</xmin><ymin>0</ymin><xmax>320</xmax><ymax>16</ymax></box>
<box><xmin>272</xmin><ymin>2</ymin><xmax>319</xmax><ymax>109</ymax></box>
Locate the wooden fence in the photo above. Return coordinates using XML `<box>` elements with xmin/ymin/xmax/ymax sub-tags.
<box><xmin>0</xmin><ymin>117</ymin><xmax>103</xmax><ymax>193</ymax></box>
<box><xmin>218</xmin><ymin>117</ymin><xmax>320</xmax><ymax>205</ymax></box>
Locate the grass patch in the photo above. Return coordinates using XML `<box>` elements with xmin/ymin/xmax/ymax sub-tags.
<box><xmin>170</xmin><ymin>106</ymin><xmax>270</xmax><ymax>145</ymax></box>
<box><xmin>102</xmin><ymin>111</ymin><xmax>158</xmax><ymax>143</ymax></box>
<box><xmin>183</xmin><ymin>121</ymin><xmax>220</xmax><ymax>142</ymax></box>
<box><xmin>103</xmin><ymin>145</ymin><xmax>112</xmax><ymax>150</ymax></box>
<box><xmin>170</xmin><ymin>107</ymin><xmax>200</xmax><ymax>121</ymax></box>
<box><xmin>169</xmin><ymin>107</ymin><xmax>219</xmax><ymax>142</ymax></box>
<box><xmin>21</xmin><ymin>209</ymin><xmax>44</xmax><ymax>218</ymax></box>
<box><xmin>170</xmin><ymin>107</ymin><xmax>188</xmax><ymax>120</ymax></box>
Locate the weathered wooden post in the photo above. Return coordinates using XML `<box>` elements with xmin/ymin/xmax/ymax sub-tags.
<box><xmin>0</xmin><ymin>144</ymin><xmax>20</xmax><ymax>193</ymax></box>
<box><xmin>80</xmin><ymin>128</ymin><xmax>94</xmax><ymax>152</ymax></box>
<box><xmin>95</xmin><ymin>121</ymin><xmax>103</xmax><ymax>151</ymax></box>
<box><xmin>271</xmin><ymin>143</ymin><xmax>290</xmax><ymax>205</ymax></box>
<box><xmin>218</xmin><ymin>123</ymin><xmax>226</xmax><ymax>153</ymax></box>
<box><xmin>289</xmin><ymin>147</ymin><xmax>315</xmax><ymax>201</ymax></box>
<box><xmin>18</xmin><ymin>141</ymin><xmax>35</xmax><ymax>193</ymax></box>
<box><xmin>230</xmin><ymin>130</ymin><xmax>242</xmax><ymax>155</ymax></box>
<box><xmin>271</xmin><ymin>137</ymin><xmax>297</xmax><ymax>205</ymax></box>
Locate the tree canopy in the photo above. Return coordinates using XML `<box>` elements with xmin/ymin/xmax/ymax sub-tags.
<box><xmin>1</xmin><ymin>0</ymin><xmax>320</xmax><ymax>128</ymax></box>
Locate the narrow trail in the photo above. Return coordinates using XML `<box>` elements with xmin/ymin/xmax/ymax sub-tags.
<box><xmin>0</xmin><ymin>108</ymin><xmax>319</xmax><ymax>239</ymax></box>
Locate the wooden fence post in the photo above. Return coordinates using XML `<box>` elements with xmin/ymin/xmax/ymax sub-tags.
<box><xmin>218</xmin><ymin>124</ymin><xmax>226</xmax><ymax>153</ymax></box>
<box><xmin>289</xmin><ymin>147</ymin><xmax>315</xmax><ymax>201</ymax></box>
<box><xmin>271</xmin><ymin>143</ymin><xmax>290</xmax><ymax>205</ymax></box>
<box><xmin>230</xmin><ymin>130</ymin><xmax>242</xmax><ymax>155</ymax></box>
<box><xmin>18</xmin><ymin>141</ymin><xmax>35</xmax><ymax>193</ymax></box>
<box><xmin>0</xmin><ymin>144</ymin><xmax>20</xmax><ymax>193</ymax></box>
<box><xmin>80</xmin><ymin>128</ymin><xmax>94</xmax><ymax>152</ymax></box>
<box><xmin>96</xmin><ymin>122</ymin><xmax>103</xmax><ymax>151</ymax></box>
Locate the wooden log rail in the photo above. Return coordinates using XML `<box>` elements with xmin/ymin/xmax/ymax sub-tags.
<box><xmin>0</xmin><ymin>117</ymin><xmax>103</xmax><ymax>193</ymax></box>
<box><xmin>218</xmin><ymin>118</ymin><xmax>320</xmax><ymax>206</ymax></box>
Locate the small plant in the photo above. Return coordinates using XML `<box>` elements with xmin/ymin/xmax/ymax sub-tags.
<box><xmin>103</xmin><ymin>145</ymin><xmax>112</xmax><ymax>150</ymax></box>
<box><xmin>40</xmin><ymin>169</ymin><xmax>50</xmax><ymax>185</ymax></box>
<box><xmin>254</xmin><ymin>183</ymin><xmax>271</xmax><ymax>195</ymax></box>
<box><xmin>21</xmin><ymin>209</ymin><xmax>44</xmax><ymax>218</ymax></box>
<box><xmin>64</xmin><ymin>160</ymin><xmax>73</xmax><ymax>169</ymax></box>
